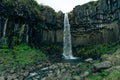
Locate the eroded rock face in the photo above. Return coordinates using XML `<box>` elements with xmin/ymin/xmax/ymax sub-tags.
<box><xmin>0</xmin><ymin>0</ymin><xmax>120</xmax><ymax>48</ymax></box>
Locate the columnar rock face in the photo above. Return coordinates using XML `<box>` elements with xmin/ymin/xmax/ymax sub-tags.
<box><xmin>0</xmin><ymin>0</ymin><xmax>64</xmax><ymax>48</ymax></box>
<box><xmin>39</xmin><ymin>0</ymin><xmax>120</xmax><ymax>47</ymax></box>
<box><xmin>40</xmin><ymin>29</ymin><xmax>63</xmax><ymax>44</ymax></box>
<box><xmin>0</xmin><ymin>0</ymin><xmax>120</xmax><ymax>48</ymax></box>
<box><xmin>66</xmin><ymin>0</ymin><xmax>120</xmax><ymax>47</ymax></box>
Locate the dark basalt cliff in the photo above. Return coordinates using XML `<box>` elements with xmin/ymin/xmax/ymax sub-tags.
<box><xmin>0</xmin><ymin>0</ymin><xmax>120</xmax><ymax>48</ymax></box>
<box><xmin>0</xmin><ymin>0</ymin><xmax>64</xmax><ymax>48</ymax></box>
<box><xmin>68</xmin><ymin>0</ymin><xmax>120</xmax><ymax>46</ymax></box>
<box><xmin>42</xmin><ymin>0</ymin><xmax>120</xmax><ymax>47</ymax></box>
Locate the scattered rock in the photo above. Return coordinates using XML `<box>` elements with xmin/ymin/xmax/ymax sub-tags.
<box><xmin>7</xmin><ymin>75</ymin><xmax>13</xmax><ymax>80</ymax></box>
<box><xmin>61</xmin><ymin>68</ymin><xmax>66</xmax><ymax>73</ymax></box>
<box><xmin>76</xmin><ymin>63</ymin><xmax>82</xmax><ymax>67</ymax></box>
<box><xmin>23</xmin><ymin>71</ymin><xmax>29</xmax><ymax>77</ymax></box>
<box><xmin>0</xmin><ymin>61</ymin><xmax>3</xmax><ymax>64</ymax></box>
<box><xmin>85</xmin><ymin>58</ymin><xmax>93</xmax><ymax>63</ymax></box>
<box><xmin>81</xmin><ymin>71</ymin><xmax>89</xmax><ymax>78</ymax></box>
<box><xmin>47</xmin><ymin>73</ymin><xmax>53</xmax><ymax>77</ymax></box>
<box><xmin>105</xmin><ymin>66</ymin><xmax>120</xmax><ymax>75</ymax></box>
<box><xmin>1</xmin><ymin>58</ymin><xmax>118</xmax><ymax>80</ymax></box>
<box><xmin>93</xmin><ymin>61</ymin><xmax>112</xmax><ymax>71</ymax></box>
<box><xmin>32</xmin><ymin>78</ymin><xmax>38</xmax><ymax>80</ymax></box>
<box><xmin>73</xmin><ymin>76</ymin><xmax>81</xmax><ymax>80</ymax></box>
<box><xmin>41</xmin><ymin>77</ymin><xmax>47</xmax><ymax>80</ymax></box>
<box><xmin>0</xmin><ymin>77</ymin><xmax>5</xmax><ymax>80</ymax></box>
<box><xmin>9</xmin><ymin>69</ymin><xmax>15</xmax><ymax>74</ymax></box>
<box><xmin>101</xmin><ymin>53</ymin><xmax>120</xmax><ymax>66</ymax></box>
<box><xmin>56</xmin><ymin>69</ymin><xmax>60</xmax><ymax>75</ymax></box>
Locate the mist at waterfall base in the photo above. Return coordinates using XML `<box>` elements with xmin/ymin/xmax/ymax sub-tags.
<box><xmin>63</xmin><ymin>13</ymin><xmax>78</xmax><ymax>60</ymax></box>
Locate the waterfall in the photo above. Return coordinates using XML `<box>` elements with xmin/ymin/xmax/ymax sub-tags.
<box><xmin>2</xmin><ymin>19</ymin><xmax>8</xmax><ymax>45</ymax></box>
<box><xmin>3</xmin><ymin>19</ymin><xmax>8</xmax><ymax>39</ymax></box>
<box><xmin>63</xmin><ymin>13</ymin><xmax>76</xmax><ymax>59</ymax></box>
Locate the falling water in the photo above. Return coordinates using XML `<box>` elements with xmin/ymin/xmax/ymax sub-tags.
<box><xmin>3</xmin><ymin>19</ymin><xmax>8</xmax><ymax>39</ymax></box>
<box><xmin>2</xmin><ymin>19</ymin><xmax>8</xmax><ymax>45</ymax></box>
<box><xmin>63</xmin><ymin>13</ymin><xmax>76</xmax><ymax>59</ymax></box>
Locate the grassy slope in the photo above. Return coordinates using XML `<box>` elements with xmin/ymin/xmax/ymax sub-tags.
<box><xmin>87</xmin><ymin>68</ymin><xmax>120</xmax><ymax>80</ymax></box>
<box><xmin>0</xmin><ymin>45</ymin><xmax>47</xmax><ymax>71</ymax></box>
<box><xmin>75</xmin><ymin>42</ymin><xmax>120</xmax><ymax>59</ymax></box>
<box><xmin>87</xmin><ymin>47</ymin><xmax>120</xmax><ymax>80</ymax></box>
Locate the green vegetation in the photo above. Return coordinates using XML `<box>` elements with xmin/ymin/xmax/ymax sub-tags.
<box><xmin>72</xmin><ymin>71</ymin><xmax>79</xmax><ymax>76</ymax></box>
<box><xmin>0</xmin><ymin>44</ymin><xmax>47</xmax><ymax>69</ymax></box>
<box><xmin>87</xmin><ymin>68</ymin><xmax>120</xmax><ymax>80</ymax></box>
<box><xmin>85</xmin><ymin>44</ymin><xmax>120</xmax><ymax>80</ymax></box>
<box><xmin>104</xmin><ymin>68</ymin><xmax>120</xmax><ymax>80</ymax></box>
<box><xmin>78</xmin><ymin>62</ymin><xmax>92</xmax><ymax>71</ymax></box>
<box><xmin>75</xmin><ymin>42</ymin><xmax>120</xmax><ymax>59</ymax></box>
<box><xmin>87</xmin><ymin>74</ymin><xmax>103</xmax><ymax>80</ymax></box>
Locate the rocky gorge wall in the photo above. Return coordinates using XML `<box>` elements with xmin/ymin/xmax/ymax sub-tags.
<box><xmin>69</xmin><ymin>0</ymin><xmax>120</xmax><ymax>47</ymax></box>
<box><xmin>0</xmin><ymin>0</ymin><xmax>120</xmax><ymax>48</ymax></box>
<box><xmin>41</xmin><ymin>29</ymin><xmax>63</xmax><ymax>44</ymax></box>
<box><xmin>0</xmin><ymin>0</ymin><xmax>64</xmax><ymax>48</ymax></box>
<box><xmin>72</xmin><ymin>21</ymin><xmax>119</xmax><ymax>47</ymax></box>
<box><xmin>40</xmin><ymin>0</ymin><xmax>120</xmax><ymax>47</ymax></box>
<box><xmin>41</xmin><ymin>21</ymin><xmax>119</xmax><ymax>47</ymax></box>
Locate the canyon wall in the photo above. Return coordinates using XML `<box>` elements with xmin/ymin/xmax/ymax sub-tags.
<box><xmin>69</xmin><ymin>0</ymin><xmax>120</xmax><ymax>47</ymax></box>
<box><xmin>0</xmin><ymin>0</ymin><xmax>120</xmax><ymax>48</ymax></box>
<box><xmin>40</xmin><ymin>0</ymin><xmax>120</xmax><ymax>47</ymax></box>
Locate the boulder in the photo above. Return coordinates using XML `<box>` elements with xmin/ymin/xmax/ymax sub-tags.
<box><xmin>0</xmin><ymin>77</ymin><xmax>5</xmax><ymax>80</ymax></box>
<box><xmin>41</xmin><ymin>77</ymin><xmax>47</xmax><ymax>80</ymax></box>
<box><xmin>81</xmin><ymin>71</ymin><xmax>89</xmax><ymax>78</ymax></box>
<box><xmin>85</xmin><ymin>58</ymin><xmax>93</xmax><ymax>63</ymax></box>
<box><xmin>72</xmin><ymin>76</ymin><xmax>81</xmax><ymax>80</ymax></box>
<box><xmin>93</xmin><ymin>61</ymin><xmax>112</xmax><ymax>71</ymax></box>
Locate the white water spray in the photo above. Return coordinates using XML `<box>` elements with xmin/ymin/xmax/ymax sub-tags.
<box><xmin>63</xmin><ymin>13</ymin><xmax>77</xmax><ymax>59</ymax></box>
